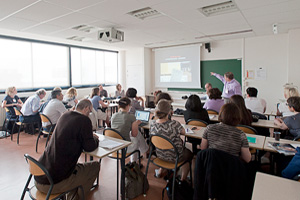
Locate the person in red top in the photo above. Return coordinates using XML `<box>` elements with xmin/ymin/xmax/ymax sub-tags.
<box><xmin>35</xmin><ymin>99</ymin><xmax>100</xmax><ymax>200</ymax></box>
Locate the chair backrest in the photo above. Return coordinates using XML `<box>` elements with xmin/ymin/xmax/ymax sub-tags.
<box><xmin>293</xmin><ymin>135</ymin><xmax>300</xmax><ymax>142</ymax></box>
<box><xmin>4</xmin><ymin>107</ymin><xmax>10</xmax><ymax>113</ymax></box>
<box><xmin>151</xmin><ymin>134</ymin><xmax>175</xmax><ymax>150</ymax></box>
<box><xmin>207</xmin><ymin>109</ymin><xmax>218</xmax><ymax>115</ymax></box>
<box><xmin>236</xmin><ymin>125</ymin><xmax>257</xmax><ymax>135</ymax></box>
<box><xmin>103</xmin><ymin>128</ymin><xmax>124</xmax><ymax>140</ymax></box>
<box><xmin>40</xmin><ymin>113</ymin><xmax>53</xmax><ymax>125</ymax></box>
<box><xmin>186</xmin><ymin>119</ymin><xmax>208</xmax><ymax>127</ymax></box>
<box><xmin>14</xmin><ymin>107</ymin><xmax>23</xmax><ymax>116</ymax></box>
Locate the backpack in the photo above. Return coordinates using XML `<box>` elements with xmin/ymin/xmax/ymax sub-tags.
<box><xmin>162</xmin><ymin>178</ymin><xmax>194</xmax><ymax>200</ymax></box>
<box><xmin>125</xmin><ymin>162</ymin><xmax>149</xmax><ymax>199</ymax></box>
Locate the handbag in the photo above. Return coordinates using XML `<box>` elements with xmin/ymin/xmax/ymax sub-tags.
<box><xmin>125</xmin><ymin>162</ymin><xmax>149</xmax><ymax>199</ymax></box>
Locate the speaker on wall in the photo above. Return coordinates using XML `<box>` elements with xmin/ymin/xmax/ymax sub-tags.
<box><xmin>205</xmin><ymin>42</ymin><xmax>211</xmax><ymax>53</ymax></box>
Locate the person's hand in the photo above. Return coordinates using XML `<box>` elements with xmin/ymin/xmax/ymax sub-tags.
<box><xmin>134</xmin><ymin>120</ymin><xmax>142</xmax><ymax>126</ymax></box>
<box><xmin>16</xmin><ymin>103</ymin><xmax>22</xmax><ymax>107</ymax></box>
<box><xmin>210</xmin><ymin>72</ymin><xmax>215</xmax><ymax>76</ymax></box>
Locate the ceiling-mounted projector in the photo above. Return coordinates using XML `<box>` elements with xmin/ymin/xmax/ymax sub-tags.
<box><xmin>98</xmin><ymin>28</ymin><xmax>124</xmax><ymax>43</ymax></box>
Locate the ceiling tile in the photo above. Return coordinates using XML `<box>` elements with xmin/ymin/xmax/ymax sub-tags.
<box><xmin>0</xmin><ymin>16</ymin><xmax>39</xmax><ymax>31</ymax></box>
<box><xmin>44</xmin><ymin>0</ymin><xmax>105</xmax><ymax>11</ymax></box>
<box><xmin>24</xmin><ymin>23</ymin><xmax>65</xmax><ymax>35</ymax></box>
<box><xmin>0</xmin><ymin>0</ymin><xmax>39</xmax><ymax>20</ymax></box>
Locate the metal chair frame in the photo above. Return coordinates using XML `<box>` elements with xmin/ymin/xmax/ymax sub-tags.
<box><xmin>1</xmin><ymin>107</ymin><xmax>17</xmax><ymax>137</ymax></box>
<box><xmin>36</xmin><ymin>114</ymin><xmax>55</xmax><ymax>152</ymax></box>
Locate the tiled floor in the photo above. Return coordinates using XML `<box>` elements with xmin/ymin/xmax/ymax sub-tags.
<box><xmin>0</xmin><ymin>130</ymin><xmax>186</xmax><ymax>200</ymax></box>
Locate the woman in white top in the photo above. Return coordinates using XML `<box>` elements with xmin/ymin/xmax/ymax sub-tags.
<box><xmin>277</xmin><ymin>87</ymin><xmax>299</xmax><ymax>117</ymax></box>
<box><xmin>115</xmin><ymin>84</ymin><xmax>125</xmax><ymax>98</ymax></box>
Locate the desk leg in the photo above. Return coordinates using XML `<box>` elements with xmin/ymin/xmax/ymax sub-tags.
<box><xmin>121</xmin><ymin>148</ymin><xmax>126</xmax><ymax>200</ymax></box>
<box><xmin>117</xmin><ymin>150</ymin><xmax>119</xmax><ymax>200</ymax></box>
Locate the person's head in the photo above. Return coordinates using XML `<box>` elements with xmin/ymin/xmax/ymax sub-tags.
<box><xmin>126</xmin><ymin>88</ymin><xmax>137</xmax><ymax>98</ymax></box>
<box><xmin>287</xmin><ymin>96</ymin><xmax>300</xmax><ymax>112</ymax></box>
<box><xmin>66</xmin><ymin>87</ymin><xmax>77</xmax><ymax>98</ymax></box>
<box><xmin>36</xmin><ymin>89</ymin><xmax>46</xmax><ymax>99</ymax></box>
<box><xmin>246</xmin><ymin>87</ymin><xmax>258</xmax><ymax>97</ymax></box>
<box><xmin>154</xmin><ymin>90</ymin><xmax>162</xmax><ymax>98</ymax></box>
<box><xmin>224</xmin><ymin>72</ymin><xmax>234</xmax><ymax>82</ymax></box>
<box><xmin>116</xmin><ymin>84</ymin><xmax>122</xmax><ymax>91</ymax></box>
<box><xmin>75</xmin><ymin>99</ymin><xmax>93</xmax><ymax>116</ymax></box>
<box><xmin>284</xmin><ymin>87</ymin><xmax>299</xmax><ymax>99</ymax></box>
<box><xmin>51</xmin><ymin>90</ymin><xmax>63</xmax><ymax>101</ymax></box>
<box><xmin>230</xmin><ymin>95</ymin><xmax>247</xmax><ymax>109</ymax></box>
<box><xmin>185</xmin><ymin>94</ymin><xmax>203</xmax><ymax>112</ymax></box>
<box><xmin>91</xmin><ymin>87</ymin><xmax>100</xmax><ymax>98</ymax></box>
<box><xmin>218</xmin><ymin>103</ymin><xmax>241</xmax><ymax>126</ymax></box>
<box><xmin>98</xmin><ymin>84</ymin><xmax>103</xmax><ymax>91</ymax></box>
<box><xmin>208</xmin><ymin>88</ymin><xmax>222</xmax><ymax>100</ymax></box>
<box><xmin>154</xmin><ymin>92</ymin><xmax>173</xmax><ymax>105</ymax></box>
<box><xmin>154</xmin><ymin>99</ymin><xmax>171</xmax><ymax>119</ymax></box>
<box><xmin>205</xmin><ymin>83</ymin><xmax>212</xmax><ymax>93</ymax></box>
<box><xmin>118</xmin><ymin>97</ymin><xmax>131</xmax><ymax>111</ymax></box>
<box><xmin>6</xmin><ymin>86</ymin><xmax>17</xmax><ymax>96</ymax></box>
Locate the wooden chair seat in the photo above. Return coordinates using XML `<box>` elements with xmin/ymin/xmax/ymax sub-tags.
<box><xmin>29</xmin><ymin>186</ymin><xmax>62</xmax><ymax>200</ymax></box>
<box><xmin>152</xmin><ymin>157</ymin><xmax>184</xmax><ymax>170</ymax></box>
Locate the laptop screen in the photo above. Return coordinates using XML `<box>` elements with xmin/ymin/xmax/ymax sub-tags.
<box><xmin>135</xmin><ymin>110</ymin><xmax>150</xmax><ymax>122</ymax></box>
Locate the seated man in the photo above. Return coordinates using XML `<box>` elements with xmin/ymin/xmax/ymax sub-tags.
<box><xmin>245</xmin><ymin>87</ymin><xmax>267</xmax><ymax>114</ymax></box>
<box><xmin>20</xmin><ymin>89</ymin><xmax>46</xmax><ymax>128</ymax></box>
<box><xmin>42</xmin><ymin>90</ymin><xmax>67</xmax><ymax>130</ymax></box>
<box><xmin>34</xmin><ymin>99</ymin><xmax>100</xmax><ymax>200</ymax></box>
<box><xmin>98</xmin><ymin>84</ymin><xmax>108</xmax><ymax>98</ymax></box>
<box><xmin>200</xmin><ymin>83</ymin><xmax>212</xmax><ymax>100</ymax></box>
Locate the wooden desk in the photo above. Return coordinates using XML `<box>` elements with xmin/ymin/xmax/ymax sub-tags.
<box><xmin>108</xmin><ymin>103</ymin><xmax>119</xmax><ymax>116</ymax></box>
<box><xmin>85</xmin><ymin>135</ymin><xmax>131</xmax><ymax>200</ymax></box>
<box><xmin>252</xmin><ymin>172</ymin><xmax>300</xmax><ymax>200</ymax></box>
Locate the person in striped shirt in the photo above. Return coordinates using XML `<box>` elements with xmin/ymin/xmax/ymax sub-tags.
<box><xmin>200</xmin><ymin>103</ymin><xmax>251</xmax><ymax>163</ymax></box>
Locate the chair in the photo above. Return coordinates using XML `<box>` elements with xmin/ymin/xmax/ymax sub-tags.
<box><xmin>207</xmin><ymin>109</ymin><xmax>218</xmax><ymax>115</ymax></box>
<box><xmin>36</xmin><ymin>114</ymin><xmax>55</xmax><ymax>152</ymax></box>
<box><xmin>21</xmin><ymin>154</ymin><xmax>84</xmax><ymax>200</ymax></box>
<box><xmin>12</xmin><ymin>108</ymin><xmax>38</xmax><ymax>144</ymax></box>
<box><xmin>144</xmin><ymin>134</ymin><xmax>192</xmax><ymax>200</ymax></box>
<box><xmin>103</xmin><ymin>128</ymin><xmax>141</xmax><ymax>166</ymax></box>
<box><xmin>1</xmin><ymin>107</ymin><xmax>17</xmax><ymax>137</ymax></box>
<box><xmin>236</xmin><ymin>125</ymin><xmax>258</xmax><ymax>156</ymax></box>
<box><xmin>293</xmin><ymin>135</ymin><xmax>300</xmax><ymax>141</ymax></box>
<box><xmin>185</xmin><ymin>119</ymin><xmax>208</xmax><ymax>153</ymax></box>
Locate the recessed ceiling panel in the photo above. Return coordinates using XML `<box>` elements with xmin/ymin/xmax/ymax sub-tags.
<box><xmin>0</xmin><ymin>0</ymin><xmax>39</xmax><ymax>20</ymax></box>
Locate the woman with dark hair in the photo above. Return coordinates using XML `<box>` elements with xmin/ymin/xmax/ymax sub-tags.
<box><xmin>126</xmin><ymin>88</ymin><xmax>144</xmax><ymax>114</ymax></box>
<box><xmin>201</xmin><ymin>103</ymin><xmax>251</xmax><ymax>163</ymax></box>
<box><xmin>183</xmin><ymin>94</ymin><xmax>209</xmax><ymax>123</ymax></box>
<box><xmin>111</xmin><ymin>97</ymin><xmax>148</xmax><ymax>162</ymax></box>
<box><xmin>230</xmin><ymin>95</ymin><xmax>253</xmax><ymax>126</ymax></box>
<box><xmin>154</xmin><ymin>92</ymin><xmax>174</xmax><ymax>119</ymax></box>
<box><xmin>150</xmin><ymin>99</ymin><xmax>193</xmax><ymax>180</ymax></box>
<box><xmin>183</xmin><ymin>94</ymin><xmax>209</xmax><ymax>154</ymax></box>
<box><xmin>203</xmin><ymin>88</ymin><xmax>224</xmax><ymax>113</ymax></box>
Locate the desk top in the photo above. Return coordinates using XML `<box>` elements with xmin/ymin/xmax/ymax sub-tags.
<box><xmin>252</xmin><ymin>172</ymin><xmax>300</xmax><ymax>200</ymax></box>
<box><xmin>85</xmin><ymin>135</ymin><xmax>131</xmax><ymax>159</ymax></box>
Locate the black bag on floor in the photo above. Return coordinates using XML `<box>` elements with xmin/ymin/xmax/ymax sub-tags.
<box><xmin>162</xmin><ymin>178</ymin><xmax>194</xmax><ymax>200</ymax></box>
<box><xmin>125</xmin><ymin>162</ymin><xmax>149</xmax><ymax>199</ymax></box>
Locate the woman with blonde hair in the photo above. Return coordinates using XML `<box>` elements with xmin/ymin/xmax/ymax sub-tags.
<box><xmin>2</xmin><ymin>86</ymin><xmax>23</xmax><ymax>117</ymax></box>
<box><xmin>115</xmin><ymin>84</ymin><xmax>125</xmax><ymax>98</ymax></box>
<box><xmin>277</xmin><ymin>87</ymin><xmax>300</xmax><ymax>117</ymax></box>
<box><xmin>63</xmin><ymin>87</ymin><xmax>78</xmax><ymax>107</ymax></box>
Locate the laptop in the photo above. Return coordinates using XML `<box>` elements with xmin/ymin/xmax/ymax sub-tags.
<box><xmin>135</xmin><ymin>110</ymin><xmax>150</xmax><ymax>127</ymax></box>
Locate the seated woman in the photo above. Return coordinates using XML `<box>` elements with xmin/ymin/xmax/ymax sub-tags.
<box><xmin>126</xmin><ymin>88</ymin><xmax>144</xmax><ymax>114</ymax></box>
<box><xmin>201</xmin><ymin>103</ymin><xmax>251</xmax><ymax>163</ymax></box>
<box><xmin>274</xmin><ymin>96</ymin><xmax>300</xmax><ymax>139</ymax></box>
<box><xmin>150</xmin><ymin>99</ymin><xmax>193</xmax><ymax>181</ymax></box>
<box><xmin>203</xmin><ymin>88</ymin><xmax>224</xmax><ymax>113</ymax></box>
<box><xmin>63</xmin><ymin>87</ymin><xmax>78</xmax><ymax>107</ymax></box>
<box><xmin>183</xmin><ymin>95</ymin><xmax>210</xmax><ymax>154</ymax></box>
<box><xmin>277</xmin><ymin>87</ymin><xmax>300</xmax><ymax>117</ymax></box>
<box><xmin>1</xmin><ymin>86</ymin><xmax>23</xmax><ymax>133</ymax></box>
<box><xmin>230</xmin><ymin>95</ymin><xmax>253</xmax><ymax>126</ymax></box>
<box><xmin>154</xmin><ymin>92</ymin><xmax>173</xmax><ymax>119</ymax></box>
<box><xmin>90</xmin><ymin>87</ymin><xmax>110</xmax><ymax>127</ymax></box>
<box><xmin>111</xmin><ymin>97</ymin><xmax>148</xmax><ymax>162</ymax></box>
<box><xmin>115</xmin><ymin>84</ymin><xmax>125</xmax><ymax>98</ymax></box>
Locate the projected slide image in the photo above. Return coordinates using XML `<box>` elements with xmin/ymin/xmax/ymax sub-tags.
<box><xmin>160</xmin><ymin>62</ymin><xmax>192</xmax><ymax>82</ymax></box>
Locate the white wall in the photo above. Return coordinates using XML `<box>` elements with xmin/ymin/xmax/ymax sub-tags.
<box><xmin>288</xmin><ymin>29</ymin><xmax>300</xmax><ymax>87</ymax></box>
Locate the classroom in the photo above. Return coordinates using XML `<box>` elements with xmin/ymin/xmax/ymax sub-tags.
<box><xmin>1</xmin><ymin>0</ymin><xmax>300</xmax><ymax>200</ymax></box>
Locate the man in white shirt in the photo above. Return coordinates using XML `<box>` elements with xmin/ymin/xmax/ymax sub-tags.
<box><xmin>20</xmin><ymin>89</ymin><xmax>46</xmax><ymax>126</ymax></box>
<box><xmin>42</xmin><ymin>90</ymin><xmax>67</xmax><ymax>129</ymax></box>
<box><xmin>245</xmin><ymin>87</ymin><xmax>267</xmax><ymax>114</ymax></box>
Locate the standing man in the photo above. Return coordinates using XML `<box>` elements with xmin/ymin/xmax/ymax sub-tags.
<box><xmin>98</xmin><ymin>84</ymin><xmax>108</xmax><ymax>98</ymax></box>
<box><xmin>35</xmin><ymin>99</ymin><xmax>100</xmax><ymax>200</ymax></box>
<box><xmin>42</xmin><ymin>90</ymin><xmax>67</xmax><ymax>129</ymax></box>
<box><xmin>210</xmin><ymin>72</ymin><xmax>242</xmax><ymax>102</ymax></box>
<box><xmin>20</xmin><ymin>89</ymin><xmax>46</xmax><ymax>128</ymax></box>
<box><xmin>201</xmin><ymin>83</ymin><xmax>212</xmax><ymax>100</ymax></box>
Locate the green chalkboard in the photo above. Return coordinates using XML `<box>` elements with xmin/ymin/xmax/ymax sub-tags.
<box><xmin>168</xmin><ymin>59</ymin><xmax>242</xmax><ymax>92</ymax></box>
<box><xmin>201</xmin><ymin>59</ymin><xmax>242</xmax><ymax>92</ymax></box>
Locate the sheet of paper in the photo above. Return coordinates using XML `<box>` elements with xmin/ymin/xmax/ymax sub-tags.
<box><xmin>185</xmin><ymin>128</ymin><xmax>194</xmax><ymax>134</ymax></box>
<box><xmin>291</xmin><ymin>144</ymin><xmax>300</xmax><ymax>149</ymax></box>
<box><xmin>99</xmin><ymin>138</ymin><xmax>123</xmax><ymax>149</ymax></box>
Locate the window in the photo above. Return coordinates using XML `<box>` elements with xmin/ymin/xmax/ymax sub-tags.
<box><xmin>0</xmin><ymin>36</ymin><xmax>118</xmax><ymax>92</ymax></box>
